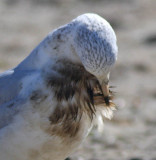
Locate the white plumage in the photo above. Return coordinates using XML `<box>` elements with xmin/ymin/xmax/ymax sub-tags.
<box><xmin>0</xmin><ymin>13</ymin><xmax>118</xmax><ymax>160</ymax></box>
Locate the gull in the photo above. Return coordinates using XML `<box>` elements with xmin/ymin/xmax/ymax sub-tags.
<box><xmin>0</xmin><ymin>13</ymin><xmax>118</xmax><ymax>160</ymax></box>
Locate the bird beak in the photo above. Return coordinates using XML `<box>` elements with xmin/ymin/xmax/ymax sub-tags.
<box><xmin>100</xmin><ymin>82</ymin><xmax>110</xmax><ymax>106</ymax></box>
<box><xmin>101</xmin><ymin>83</ymin><xmax>109</xmax><ymax>97</ymax></box>
<box><xmin>98</xmin><ymin>75</ymin><xmax>110</xmax><ymax>106</ymax></box>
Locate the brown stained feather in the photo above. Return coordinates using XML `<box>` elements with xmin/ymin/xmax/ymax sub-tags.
<box><xmin>46</xmin><ymin>59</ymin><xmax>115</xmax><ymax>138</ymax></box>
<box><xmin>48</xmin><ymin>120</ymin><xmax>80</xmax><ymax>138</ymax></box>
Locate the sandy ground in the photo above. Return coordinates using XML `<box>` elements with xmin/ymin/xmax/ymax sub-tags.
<box><xmin>0</xmin><ymin>0</ymin><xmax>156</xmax><ymax>160</ymax></box>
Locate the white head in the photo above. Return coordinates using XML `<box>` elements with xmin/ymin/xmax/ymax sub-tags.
<box><xmin>73</xmin><ymin>13</ymin><xmax>118</xmax><ymax>83</ymax></box>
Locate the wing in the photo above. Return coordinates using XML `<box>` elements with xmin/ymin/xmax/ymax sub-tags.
<box><xmin>0</xmin><ymin>68</ymin><xmax>35</xmax><ymax>105</ymax></box>
<box><xmin>0</xmin><ymin>69</ymin><xmax>20</xmax><ymax>105</ymax></box>
<box><xmin>0</xmin><ymin>68</ymin><xmax>41</xmax><ymax>129</ymax></box>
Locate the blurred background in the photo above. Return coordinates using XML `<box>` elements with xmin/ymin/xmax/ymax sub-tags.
<box><xmin>0</xmin><ymin>0</ymin><xmax>156</xmax><ymax>160</ymax></box>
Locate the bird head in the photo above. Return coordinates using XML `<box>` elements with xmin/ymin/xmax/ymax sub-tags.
<box><xmin>73</xmin><ymin>14</ymin><xmax>118</xmax><ymax>100</ymax></box>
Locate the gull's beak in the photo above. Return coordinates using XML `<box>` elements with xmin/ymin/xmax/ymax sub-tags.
<box><xmin>98</xmin><ymin>74</ymin><xmax>110</xmax><ymax>106</ymax></box>
<box><xmin>101</xmin><ymin>83</ymin><xmax>109</xmax><ymax>97</ymax></box>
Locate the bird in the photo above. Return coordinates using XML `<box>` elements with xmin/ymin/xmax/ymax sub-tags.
<box><xmin>0</xmin><ymin>13</ymin><xmax>118</xmax><ymax>160</ymax></box>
